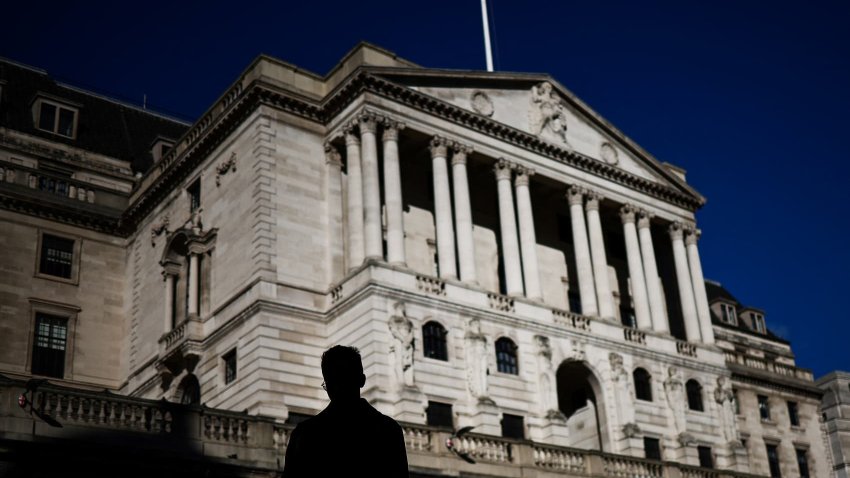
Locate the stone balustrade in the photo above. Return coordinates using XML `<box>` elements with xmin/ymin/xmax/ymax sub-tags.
<box><xmin>552</xmin><ymin>309</ymin><xmax>592</xmax><ymax>331</ymax></box>
<box><xmin>723</xmin><ymin>350</ymin><xmax>814</xmax><ymax>381</ymax></box>
<box><xmin>0</xmin><ymin>376</ymin><xmax>763</xmax><ymax>478</ymax></box>
<box><xmin>624</xmin><ymin>327</ymin><xmax>647</xmax><ymax>345</ymax></box>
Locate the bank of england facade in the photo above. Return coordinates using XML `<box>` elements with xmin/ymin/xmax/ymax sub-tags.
<box><xmin>0</xmin><ymin>44</ymin><xmax>837</xmax><ymax>477</ymax></box>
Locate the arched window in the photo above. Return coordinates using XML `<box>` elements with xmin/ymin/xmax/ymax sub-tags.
<box><xmin>633</xmin><ymin>368</ymin><xmax>652</xmax><ymax>401</ymax></box>
<box><xmin>496</xmin><ymin>338</ymin><xmax>519</xmax><ymax>375</ymax></box>
<box><xmin>422</xmin><ymin>321</ymin><xmax>448</xmax><ymax>361</ymax></box>
<box><xmin>686</xmin><ymin>379</ymin><xmax>703</xmax><ymax>411</ymax></box>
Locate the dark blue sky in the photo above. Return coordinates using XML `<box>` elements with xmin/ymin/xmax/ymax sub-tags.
<box><xmin>3</xmin><ymin>1</ymin><xmax>849</xmax><ymax>377</ymax></box>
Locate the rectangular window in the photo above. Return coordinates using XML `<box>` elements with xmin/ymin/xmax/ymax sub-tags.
<box><xmin>753</xmin><ymin>313</ymin><xmax>766</xmax><ymax>333</ymax></box>
<box><xmin>568</xmin><ymin>291</ymin><xmax>582</xmax><ymax>314</ymax></box>
<box><xmin>36</xmin><ymin>99</ymin><xmax>78</xmax><ymax>138</ymax></box>
<box><xmin>223</xmin><ymin>349</ymin><xmax>237</xmax><ymax>385</ymax></box>
<box><xmin>721</xmin><ymin>303</ymin><xmax>737</xmax><ymax>325</ymax></box>
<box><xmin>758</xmin><ymin>395</ymin><xmax>771</xmax><ymax>420</ymax></box>
<box><xmin>698</xmin><ymin>446</ymin><xmax>713</xmax><ymax>469</ymax></box>
<box><xmin>31</xmin><ymin>313</ymin><xmax>68</xmax><ymax>378</ymax></box>
<box><xmin>787</xmin><ymin>401</ymin><xmax>799</xmax><ymax>426</ymax></box>
<box><xmin>643</xmin><ymin>437</ymin><xmax>662</xmax><ymax>461</ymax></box>
<box><xmin>188</xmin><ymin>178</ymin><xmax>201</xmax><ymax>212</ymax></box>
<box><xmin>426</xmin><ymin>401</ymin><xmax>453</xmax><ymax>428</ymax></box>
<box><xmin>733</xmin><ymin>389</ymin><xmax>740</xmax><ymax>414</ymax></box>
<box><xmin>766</xmin><ymin>444</ymin><xmax>782</xmax><ymax>477</ymax></box>
<box><xmin>39</xmin><ymin>233</ymin><xmax>74</xmax><ymax>279</ymax></box>
<box><xmin>795</xmin><ymin>448</ymin><xmax>809</xmax><ymax>478</ymax></box>
<box><xmin>501</xmin><ymin>414</ymin><xmax>524</xmax><ymax>439</ymax></box>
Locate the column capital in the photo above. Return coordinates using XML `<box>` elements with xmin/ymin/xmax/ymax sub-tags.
<box><xmin>358</xmin><ymin>113</ymin><xmax>379</xmax><ymax>134</ymax></box>
<box><xmin>451</xmin><ymin>142</ymin><xmax>474</xmax><ymax>165</ymax></box>
<box><xmin>668</xmin><ymin>222</ymin><xmax>686</xmax><ymax>241</ymax></box>
<box><xmin>619</xmin><ymin>204</ymin><xmax>638</xmax><ymax>224</ymax></box>
<box><xmin>324</xmin><ymin>143</ymin><xmax>343</xmax><ymax>167</ymax></box>
<box><xmin>684</xmin><ymin>228</ymin><xmax>701</xmax><ymax>246</ymax></box>
<box><xmin>344</xmin><ymin>129</ymin><xmax>360</xmax><ymax>146</ymax></box>
<box><xmin>584</xmin><ymin>191</ymin><xmax>603</xmax><ymax>212</ymax></box>
<box><xmin>566</xmin><ymin>185</ymin><xmax>586</xmax><ymax>206</ymax></box>
<box><xmin>429</xmin><ymin>136</ymin><xmax>450</xmax><ymax>158</ymax></box>
<box><xmin>514</xmin><ymin>166</ymin><xmax>535</xmax><ymax>187</ymax></box>
<box><xmin>494</xmin><ymin>159</ymin><xmax>514</xmax><ymax>181</ymax></box>
<box><xmin>382</xmin><ymin>120</ymin><xmax>405</xmax><ymax>142</ymax></box>
<box><xmin>636</xmin><ymin>210</ymin><xmax>654</xmax><ymax>229</ymax></box>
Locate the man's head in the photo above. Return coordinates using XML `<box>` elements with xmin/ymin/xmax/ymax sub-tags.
<box><xmin>321</xmin><ymin>345</ymin><xmax>366</xmax><ymax>402</ymax></box>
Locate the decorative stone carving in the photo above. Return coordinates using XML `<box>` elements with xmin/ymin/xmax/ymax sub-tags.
<box><xmin>534</xmin><ymin>335</ymin><xmax>559</xmax><ymax>415</ymax></box>
<box><xmin>568</xmin><ymin>338</ymin><xmax>586</xmax><ymax>362</ymax></box>
<box><xmin>529</xmin><ymin>81</ymin><xmax>569</xmax><ymax>144</ymax></box>
<box><xmin>465</xmin><ymin>319</ymin><xmax>492</xmax><ymax>403</ymax></box>
<box><xmin>388</xmin><ymin>302</ymin><xmax>415</xmax><ymax>388</ymax></box>
<box><xmin>714</xmin><ymin>376</ymin><xmax>740</xmax><ymax>445</ymax></box>
<box><xmin>470</xmin><ymin>90</ymin><xmax>494</xmax><ymax>117</ymax></box>
<box><xmin>600</xmin><ymin>142</ymin><xmax>619</xmax><ymax>165</ymax></box>
<box><xmin>609</xmin><ymin>353</ymin><xmax>635</xmax><ymax>430</ymax></box>
<box><xmin>215</xmin><ymin>152</ymin><xmax>238</xmax><ymax>186</ymax></box>
<box><xmin>151</xmin><ymin>214</ymin><xmax>170</xmax><ymax>247</ymax></box>
<box><xmin>663</xmin><ymin>366</ymin><xmax>686</xmax><ymax>435</ymax></box>
<box><xmin>429</xmin><ymin>136</ymin><xmax>450</xmax><ymax>158</ymax></box>
<box><xmin>186</xmin><ymin>208</ymin><xmax>203</xmax><ymax>235</ymax></box>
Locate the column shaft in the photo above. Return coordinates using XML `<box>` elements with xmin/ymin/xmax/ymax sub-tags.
<box><xmin>164</xmin><ymin>273</ymin><xmax>175</xmax><ymax>331</ymax></box>
<box><xmin>638</xmin><ymin>214</ymin><xmax>669</xmax><ymax>333</ymax></box>
<box><xmin>325</xmin><ymin>144</ymin><xmax>345</xmax><ymax>281</ymax></box>
<box><xmin>451</xmin><ymin>146</ymin><xmax>477</xmax><ymax>283</ymax></box>
<box><xmin>188</xmin><ymin>254</ymin><xmax>199</xmax><ymax>316</ymax></box>
<box><xmin>567</xmin><ymin>187</ymin><xmax>597</xmax><ymax>316</ymax></box>
<box><xmin>359</xmin><ymin>115</ymin><xmax>383</xmax><ymax>260</ymax></box>
<box><xmin>382</xmin><ymin>123</ymin><xmax>406</xmax><ymax>265</ymax></box>
<box><xmin>686</xmin><ymin>230</ymin><xmax>715</xmax><ymax>344</ymax></box>
<box><xmin>515</xmin><ymin>168</ymin><xmax>541</xmax><ymax>300</ymax></box>
<box><xmin>621</xmin><ymin>207</ymin><xmax>652</xmax><ymax>329</ymax></box>
<box><xmin>670</xmin><ymin>223</ymin><xmax>701</xmax><ymax>342</ymax></box>
<box><xmin>430</xmin><ymin>137</ymin><xmax>457</xmax><ymax>279</ymax></box>
<box><xmin>345</xmin><ymin>131</ymin><xmax>365</xmax><ymax>269</ymax></box>
<box><xmin>495</xmin><ymin>160</ymin><xmax>523</xmax><ymax>296</ymax></box>
<box><xmin>586</xmin><ymin>193</ymin><xmax>615</xmax><ymax>318</ymax></box>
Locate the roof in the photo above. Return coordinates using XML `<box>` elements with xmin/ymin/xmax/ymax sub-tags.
<box><xmin>705</xmin><ymin>280</ymin><xmax>789</xmax><ymax>344</ymax></box>
<box><xmin>0</xmin><ymin>57</ymin><xmax>189</xmax><ymax>173</ymax></box>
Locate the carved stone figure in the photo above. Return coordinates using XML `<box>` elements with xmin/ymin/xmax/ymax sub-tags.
<box><xmin>187</xmin><ymin>208</ymin><xmax>203</xmax><ymax>235</ymax></box>
<box><xmin>568</xmin><ymin>338</ymin><xmax>586</xmax><ymax>362</ymax></box>
<box><xmin>714</xmin><ymin>376</ymin><xmax>739</xmax><ymax>444</ymax></box>
<box><xmin>534</xmin><ymin>335</ymin><xmax>558</xmax><ymax>414</ymax></box>
<box><xmin>600</xmin><ymin>142</ymin><xmax>619</xmax><ymax>165</ymax></box>
<box><xmin>465</xmin><ymin>319</ymin><xmax>490</xmax><ymax>402</ymax></box>
<box><xmin>609</xmin><ymin>353</ymin><xmax>635</xmax><ymax>429</ymax></box>
<box><xmin>470</xmin><ymin>91</ymin><xmax>494</xmax><ymax>117</ymax></box>
<box><xmin>388</xmin><ymin>302</ymin><xmax>415</xmax><ymax>388</ymax></box>
<box><xmin>529</xmin><ymin>81</ymin><xmax>569</xmax><ymax>144</ymax></box>
<box><xmin>664</xmin><ymin>366</ymin><xmax>686</xmax><ymax>435</ymax></box>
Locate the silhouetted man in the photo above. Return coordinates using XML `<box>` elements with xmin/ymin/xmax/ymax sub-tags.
<box><xmin>283</xmin><ymin>345</ymin><xmax>409</xmax><ymax>477</ymax></box>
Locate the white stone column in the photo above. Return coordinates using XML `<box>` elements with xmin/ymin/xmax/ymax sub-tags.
<box><xmin>359</xmin><ymin>114</ymin><xmax>383</xmax><ymax>260</ymax></box>
<box><xmin>429</xmin><ymin>137</ymin><xmax>457</xmax><ymax>279</ymax></box>
<box><xmin>382</xmin><ymin>121</ymin><xmax>406</xmax><ymax>265</ymax></box>
<box><xmin>451</xmin><ymin>144</ymin><xmax>477</xmax><ymax>284</ymax></box>
<box><xmin>188</xmin><ymin>253</ymin><xmax>199</xmax><ymax>316</ymax></box>
<box><xmin>163</xmin><ymin>272</ymin><xmax>175</xmax><ymax>331</ymax></box>
<box><xmin>345</xmin><ymin>130</ymin><xmax>365</xmax><ymax>270</ymax></box>
<box><xmin>495</xmin><ymin>160</ymin><xmax>524</xmax><ymax>296</ymax></box>
<box><xmin>669</xmin><ymin>222</ymin><xmax>701</xmax><ymax>342</ymax></box>
<box><xmin>567</xmin><ymin>186</ymin><xmax>597</xmax><ymax>316</ymax></box>
<box><xmin>638</xmin><ymin>212</ymin><xmax>669</xmax><ymax>333</ymax></box>
<box><xmin>686</xmin><ymin>229</ymin><xmax>715</xmax><ymax>344</ymax></box>
<box><xmin>515</xmin><ymin>167</ymin><xmax>541</xmax><ymax>300</ymax></box>
<box><xmin>620</xmin><ymin>205</ymin><xmax>652</xmax><ymax>330</ymax></box>
<box><xmin>585</xmin><ymin>192</ymin><xmax>615</xmax><ymax>319</ymax></box>
<box><xmin>325</xmin><ymin>143</ymin><xmax>345</xmax><ymax>281</ymax></box>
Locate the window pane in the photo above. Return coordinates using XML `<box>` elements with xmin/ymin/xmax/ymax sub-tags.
<box><xmin>39</xmin><ymin>103</ymin><xmax>56</xmax><ymax>131</ymax></box>
<box><xmin>31</xmin><ymin>314</ymin><xmax>68</xmax><ymax>378</ymax></box>
<box><xmin>39</xmin><ymin>234</ymin><xmax>74</xmax><ymax>279</ymax></box>
<box><xmin>501</xmin><ymin>414</ymin><xmax>524</xmax><ymax>439</ymax></box>
<box><xmin>224</xmin><ymin>350</ymin><xmax>237</xmax><ymax>384</ymax></box>
<box><xmin>644</xmin><ymin>437</ymin><xmax>661</xmax><ymax>460</ymax></box>
<box><xmin>796</xmin><ymin>449</ymin><xmax>809</xmax><ymax>478</ymax></box>
<box><xmin>426</xmin><ymin>401</ymin><xmax>453</xmax><ymax>428</ymax></box>
<box><xmin>787</xmin><ymin>401</ymin><xmax>799</xmax><ymax>426</ymax></box>
<box><xmin>57</xmin><ymin>108</ymin><xmax>75</xmax><ymax>137</ymax></box>
<box><xmin>423</xmin><ymin>322</ymin><xmax>448</xmax><ymax>361</ymax></box>
<box><xmin>698</xmin><ymin>446</ymin><xmax>713</xmax><ymax>469</ymax></box>
<box><xmin>496</xmin><ymin>338</ymin><xmax>518</xmax><ymax>375</ymax></box>
<box><xmin>766</xmin><ymin>444</ymin><xmax>782</xmax><ymax>477</ymax></box>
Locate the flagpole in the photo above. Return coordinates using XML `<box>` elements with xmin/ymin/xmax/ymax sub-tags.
<box><xmin>480</xmin><ymin>0</ymin><xmax>494</xmax><ymax>72</ymax></box>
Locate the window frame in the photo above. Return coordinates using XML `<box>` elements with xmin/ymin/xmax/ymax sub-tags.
<box><xmin>633</xmin><ymin>367</ymin><xmax>653</xmax><ymax>402</ymax></box>
<box><xmin>795</xmin><ymin>447</ymin><xmax>809</xmax><ymax>478</ymax></box>
<box><xmin>765</xmin><ymin>443</ymin><xmax>782</xmax><ymax>478</ymax></box>
<box><xmin>422</xmin><ymin>321</ymin><xmax>449</xmax><ymax>362</ymax></box>
<box><xmin>222</xmin><ymin>348</ymin><xmax>237</xmax><ymax>385</ymax></box>
<box><xmin>643</xmin><ymin>436</ymin><xmax>662</xmax><ymax>461</ymax></box>
<box><xmin>426</xmin><ymin>401</ymin><xmax>453</xmax><ymax>429</ymax></box>
<box><xmin>787</xmin><ymin>401</ymin><xmax>800</xmax><ymax>427</ymax></box>
<box><xmin>495</xmin><ymin>337</ymin><xmax>519</xmax><ymax>375</ymax></box>
<box><xmin>33</xmin><ymin>97</ymin><xmax>79</xmax><ymax>139</ymax></box>
<box><xmin>686</xmin><ymin>379</ymin><xmax>704</xmax><ymax>412</ymax></box>
<box><xmin>187</xmin><ymin>178</ymin><xmax>201</xmax><ymax>213</ymax></box>
<box><xmin>26</xmin><ymin>298</ymin><xmax>80</xmax><ymax>380</ymax></box>
<box><xmin>34</xmin><ymin>230</ymin><xmax>81</xmax><ymax>285</ymax></box>
<box><xmin>697</xmin><ymin>445</ymin><xmax>714</xmax><ymax>469</ymax></box>
<box><xmin>720</xmin><ymin>303</ymin><xmax>738</xmax><ymax>325</ymax></box>
<box><xmin>758</xmin><ymin>395</ymin><xmax>771</xmax><ymax>421</ymax></box>
<box><xmin>500</xmin><ymin>413</ymin><xmax>525</xmax><ymax>439</ymax></box>
<box><xmin>752</xmin><ymin>313</ymin><xmax>766</xmax><ymax>334</ymax></box>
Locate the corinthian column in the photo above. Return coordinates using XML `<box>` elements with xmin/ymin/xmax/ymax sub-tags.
<box><xmin>382</xmin><ymin>121</ymin><xmax>406</xmax><ymax>265</ymax></box>
<box><xmin>686</xmin><ymin>229</ymin><xmax>715</xmax><ymax>344</ymax></box>
<box><xmin>567</xmin><ymin>186</ymin><xmax>597</xmax><ymax>316</ymax></box>
<box><xmin>515</xmin><ymin>167</ymin><xmax>541</xmax><ymax>300</ymax></box>
<box><xmin>638</xmin><ymin>212</ymin><xmax>668</xmax><ymax>333</ymax></box>
<box><xmin>620</xmin><ymin>205</ymin><xmax>652</xmax><ymax>330</ymax></box>
<box><xmin>495</xmin><ymin>160</ymin><xmax>523</xmax><ymax>296</ymax></box>
<box><xmin>669</xmin><ymin>222</ymin><xmax>701</xmax><ymax>342</ymax></box>
<box><xmin>430</xmin><ymin>137</ymin><xmax>457</xmax><ymax>279</ymax></box>
<box><xmin>451</xmin><ymin>144</ymin><xmax>477</xmax><ymax>284</ymax></box>
<box><xmin>345</xmin><ymin>130</ymin><xmax>365</xmax><ymax>269</ymax></box>
<box><xmin>359</xmin><ymin>114</ymin><xmax>383</xmax><ymax>260</ymax></box>
<box><xmin>585</xmin><ymin>192</ymin><xmax>615</xmax><ymax>319</ymax></box>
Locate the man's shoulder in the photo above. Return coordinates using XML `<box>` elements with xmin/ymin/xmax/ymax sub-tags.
<box><xmin>362</xmin><ymin>400</ymin><xmax>404</xmax><ymax>431</ymax></box>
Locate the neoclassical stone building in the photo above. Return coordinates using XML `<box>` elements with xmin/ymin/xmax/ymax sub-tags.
<box><xmin>0</xmin><ymin>44</ymin><xmax>832</xmax><ymax>477</ymax></box>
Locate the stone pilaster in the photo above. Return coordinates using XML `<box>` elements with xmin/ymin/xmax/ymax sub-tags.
<box><xmin>585</xmin><ymin>192</ymin><xmax>615</xmax><ymax>319</ymax></box>
<box><xmin>429</xmin><ymin>136</ymin><xmax>457</xmax><ymax>279</ymax></box>
<box><xmin>686</xmin><ymin>229</ymin><xmax>715</xmax><ymax>344</ymax></box>
<box><xmin>495</xmin><ymin>160</ymin><xmax>524</xmax><ymax>296</ymax></box>
<box><xmin>359</xmin><ymin>114</ymin><xmax>383</xmax><ymax>260</ymax></box>
<box><xmin>669</xmin><ymin>222</ymin><xmax>701</xmax><ymax>342</ymax></box>
<box><xmin>325</xmin><ymin>143</ymin><xmax>345</xmax><ymax>281</ymax></box>
<box><xmin>451</xmin><ymin>143</ymin><xmax>477</xmax><ymax>284</ymax></box>
<box><xmin>382</xmin><ymin>121</ymin><xmax>406</xmax><ymax>265</ymax></box>
<box><xmin>163</xmin><ymin>271</ymin><xmax>175</xmax><ymax>332</ymax></box>
<box><xmin>188</xmin><ymin>253</ymin><xmax>199</xmax><ymax>316</ymax></box>
<box><xmin>515</xmin><ymin>167</ymin><xmax>542</xmax><ymax>300</ymax></box>
<box><xmin>567</xmin><ymin>186</ymin><xmax>597</xmax><ymax>316</ymax></box>
<box><xmin>620</xmin><ymin>205</ymin><xmax>652</xmax><ymax>330</ymax></box>
<box><xmin>344</xmin><ymin>130</ymin><xmax>365</xmax><ymax>270</ymax></box>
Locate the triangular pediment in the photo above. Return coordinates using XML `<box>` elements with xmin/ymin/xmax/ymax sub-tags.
<box><xmin>366</xmin><ymin>68</ymin><xmax>702</xmax><ymax>204</ymax></box>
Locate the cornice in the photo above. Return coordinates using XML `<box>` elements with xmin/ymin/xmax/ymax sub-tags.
<box><xmin>0</xmin><ymin>189</ymin><xmax>120</xmax><ymax>233</ymax></box>
<box><xmin>728</xmin><ymin>364</ymin><xmax>822</xmax><ymax>399</ymax></box>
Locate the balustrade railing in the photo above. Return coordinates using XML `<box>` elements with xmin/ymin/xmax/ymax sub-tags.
<box><xmin>723</xmin><ymin>350</ymin><xmax>814</xmax><ymax>381</ymax></box>
<box><xmin>603</xmin><ymin>455</ymin><xmax>663</xmax><ymax>478</ymax></box>
<box><xmin>487</xmin><ymin>293</ymin><xmax>515</xmax><ymax>313</ymax></box>
<box><xmin>451</xmin><ymin>434</ymin><xmax>512</xmax><ymax>463</ymax></box>
<box><xmin>624</xmin><ymin>327</ymin><xmax>647</xmax><ymax>345</ymax></box>
<box><xmin>676</xmin><ymin>340</ymin><xmax>698</xmax><ymax>357</ymax></box>
<box><xmin>416</xmin><ymin>275</ymin><xmax>446</xmax><ymax>296</ymax></box>
<box><xmin>533</xmin><ymin>443</ymin><xmax>587</xmax><ymax>473</ymax></box>
<box><xmin>553</xmin><ymin>309</ymin><xmax>592</xmax><ymax>331</ymax></box>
